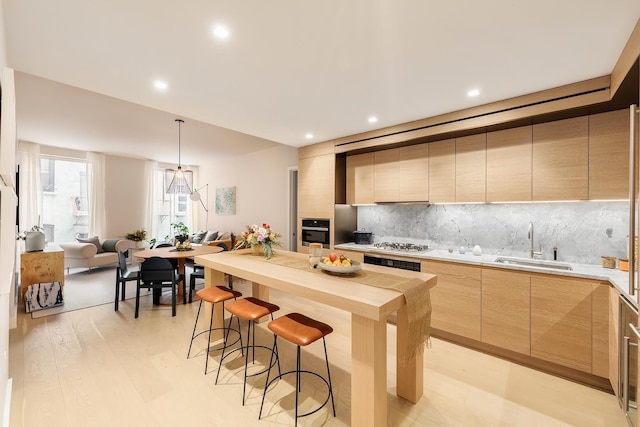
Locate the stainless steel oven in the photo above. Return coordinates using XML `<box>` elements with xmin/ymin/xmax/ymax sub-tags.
<box><xmin>620</xmin><ymin>294</ymin><xmax>639</xmax><ymax>426</ymax></box>
<box><xmin>301</xmin><ymin>218</ymin><xmax>330</xmax><ymax>248</ymax></box>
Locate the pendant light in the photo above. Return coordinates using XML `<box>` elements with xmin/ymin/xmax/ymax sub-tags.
<box><xmin>165</xmin><ymin>119</ymin><xmax>193</xmax><ymax>194</ymax></box>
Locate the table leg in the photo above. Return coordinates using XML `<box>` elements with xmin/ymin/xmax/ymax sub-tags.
<box><xmin>396</xmin><ymin>305</ymin><xmax>423</xmax><ymax>402</ymax></box>
<box><xmin>351</xmin><ymin>314</ymin><xmax>387</xmax><ymax>427</ymax></box>
<box><xmin>177</xmin><ymin>259</ymin><xmax>186</xmax><ymax>297</ymax></box>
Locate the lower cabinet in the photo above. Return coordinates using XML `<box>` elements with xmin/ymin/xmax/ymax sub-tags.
<box><xmin>481</xmin><ymin>269</ymin><xmax>530</xmax><ymax>355</ymax></box>
<box><xmin>422</xmin><ymin>260</ymin><xmax>482</xmax><ymax>341</ymax></box>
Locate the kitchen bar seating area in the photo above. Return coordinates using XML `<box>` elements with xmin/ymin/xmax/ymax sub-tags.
<box><xmin>7</xmin><ymin>274</ymin><xmax>626</xmax><ymax>426</ymax></box>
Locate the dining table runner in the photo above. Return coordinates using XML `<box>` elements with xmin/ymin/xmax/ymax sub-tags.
<box><xmin>247</xmin><ymin>251</ymin><xmax>432</xmax><ymax>364</ymax></box>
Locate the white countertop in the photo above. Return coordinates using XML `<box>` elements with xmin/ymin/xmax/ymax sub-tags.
<box><xmin>335</xmin><ymin>243</ymin><xmax>634</xmax><ymax>304</ymax></box>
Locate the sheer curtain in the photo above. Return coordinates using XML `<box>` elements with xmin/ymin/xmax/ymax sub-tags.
<box><xmin>143</xmin><ymin>160</ymin><xmax>157</xmax><ymax>240</ymax></box>
<box><xmin>17</xmin><ymin>141</ymin><xmax>42</xmax><ymax>231</ymax></box>
<box><xmin>87</xmin><ymin>152</ymin><xmax>106</xmax><ymax>237</ymax></box>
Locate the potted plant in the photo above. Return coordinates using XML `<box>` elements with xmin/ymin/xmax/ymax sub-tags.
<box><xmin>125</xmin><ymin>228</ymin><xmax>148</xmax><ymax>248</ymax></box>
<box><xmin>170</xmin><ymin>222</ymin><xmax>191</xmax><ymax>250</ymax></box>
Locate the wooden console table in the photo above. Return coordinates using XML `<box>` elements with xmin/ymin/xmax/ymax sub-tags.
<box><xmin>20</xmin><ymin>244</ymin><xmax>65</xmax><ymax>300</ymax></box>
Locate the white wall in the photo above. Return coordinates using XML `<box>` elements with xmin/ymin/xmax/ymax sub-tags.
<box><xmin>197</xmin><ymin>144</ymin><xmax>298</xmax><ymax>250</ymax></box>
<box><xmin>104</xmin><ymin>155</ymin><xmax>146</xmax><ymax>239</ymax></box>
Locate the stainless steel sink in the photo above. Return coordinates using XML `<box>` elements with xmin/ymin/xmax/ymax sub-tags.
<box><xmin>493</xmin><ymin>256</ymin><xmax>573</xmax><ymax>271</ymax></box>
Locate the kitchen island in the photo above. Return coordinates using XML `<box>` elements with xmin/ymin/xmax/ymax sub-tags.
<box><xmin>195</xmin><ymin>249</ymin><xmax>437</xmax><ymax>427</ymax></box>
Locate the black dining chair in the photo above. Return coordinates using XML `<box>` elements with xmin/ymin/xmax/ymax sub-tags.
<box><xmin>189</xmin><ymin>242</ymin><xmax>233</xmax><ymax>303</ymax></box>
<box><xmin>115</xmin><ymin>250</ymin><xmax>140</xmax><ymax>311</ymax></box>
<box><xmin>155</xmin><ymin>242</ymin><xmax>186</xmax><ymax>298</ymax></box>
<box><xmin>136</xmin><ymin>257</ymin><xmax>180</xmax><ymax>318</ymax></box>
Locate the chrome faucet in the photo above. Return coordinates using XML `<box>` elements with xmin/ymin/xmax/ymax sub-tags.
<box><xmin>528</xmin><ymin>222</ymin><xmax>543</xmax><ymax>259</ymax></box>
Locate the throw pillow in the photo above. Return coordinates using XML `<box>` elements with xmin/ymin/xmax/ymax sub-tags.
<box><xmin>192</xmin><ymin>230</ymin><xmax>207</xmax><ymax>244</ymax></box>
<box><xmin>77</xmin><ymin>236</ymin><xmax>105</xmax><ymax>253</ymax></box>
<box><xmin>102</xmin><ymin>239</ymin><xmax>119</xmax><ymax>252</ymax></box>
<box><xmin>218</xmin><ymin>232</ymin><xmax>230</xmax><ymax>241</ymax></box>
<box><xmin>204</xmin><ymin>230</ymin><xmax>219</xmax><ymax>242</ymax></box>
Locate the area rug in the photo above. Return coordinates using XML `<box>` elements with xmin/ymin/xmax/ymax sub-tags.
<box><xmin>30</xmin><ymin>266</ymin><xmax>155</xmax><ymax>319</ymax></box>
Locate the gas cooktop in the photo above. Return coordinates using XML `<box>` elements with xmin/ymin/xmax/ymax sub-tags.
<box><xmin>369</xmin><ymin>242</ymin><xmax>430</xmax><ymax>254</ymax></box>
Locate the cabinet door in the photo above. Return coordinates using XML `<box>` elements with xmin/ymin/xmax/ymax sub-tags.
<box><xmin>428</xmin><ymin>139</ymin><xmax>456</xmax><ymax>203</ymax></box>
<box><xmin>531</xmin><ymin>275</ymin><xmax>592</xmax><ymax>372</ymax></box>
<box><xmin>422</xmin><ymin>260</ymin><xmax>481</xmax><ymax>340</ymax></box>
<box><xmin>346</xmin><ymin>153</ymin><xmax>375</xmax><ymax>205</ymax></box>
<box><xmin>398</xmin><ymin>144</ymin><xmax>429</xmax><ymax>201</ymax></box>
<box><xmin>298</xmin><ymin>154</ymin><xmax>335</xmax><ymax>218</ymax></box>
<box><xmin>532</xmin><ymin>116</ymin><xmax>588</xmax><ymax>201</ymax></box>
<box><xmin>591</xmin><ymin>282</ymin><xmax>609</xmax><ymax>378</ymax></box>
<box><xmin>481</xmin><ymin>269</ymin><xmax>530</xmax><ymax>355</ymax></box>
<box><xmin>486</xmin><ymin>126</ymin><xmax>532</xmax><ymax>202</ymax></box>
<box><xmin>374</xmin><ymin>148</ymin><xmax>399</xmax><ymax>202</ymax></box>
<box><xmin>589</xmin><ymin>109</ymin><xmax>630</xmax><ymax>200</ymax></box>
<box><xmin>455</xmin><ymin>134</ymin><xmax>486</xmax><ymax>202</ymax></box>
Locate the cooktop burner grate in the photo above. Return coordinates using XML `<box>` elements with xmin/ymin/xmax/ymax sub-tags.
<box><xmin>372</xmin><ymin>242</ymin><xmax>429</xmax><ymax>252</ymax></box>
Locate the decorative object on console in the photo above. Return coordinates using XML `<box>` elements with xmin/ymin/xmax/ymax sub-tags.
<box><xmin>17</xmin><ymin>224</ymin><xmax>46</xmax><ymax>252</ymax></box>
<box><xmin>125</xmin><ymin>228</ymin><xmax>147</xmax><ymax>248</ymax></box>
<box><xmin>235</xmin><ymin>223</ymin><xmax>281</xmax><ymax>259</ymax></box>
<box><xmin>215</xmin><ymin>186</ymin><xmax>236</xmax><ymax>214</ymax></box>
<box><xmin>165</xmin><ymin>118</ymin><xmax>194</xmax><ymax>194</ymax></box>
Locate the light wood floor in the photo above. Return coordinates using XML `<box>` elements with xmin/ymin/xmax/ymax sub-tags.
<box><xmin>9</xmin><ymin>278</ymin><xmax>627</xmax><ymax>426</ymax></box>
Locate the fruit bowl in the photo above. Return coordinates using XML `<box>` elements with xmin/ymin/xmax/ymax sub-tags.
<box><xmin>317</xmin><ymin>260</ymin><xmax>362</xmax><ymax>275</ymax></box>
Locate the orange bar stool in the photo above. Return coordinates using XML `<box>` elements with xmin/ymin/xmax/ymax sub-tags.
<box><xmin>187</xmin><ymin>285</ymin><xmax>243</xmax><ymax>374</ymax></box>
<box><xmin>259</xmin><ymin>313</ymin><xmax>336</xmax><ymax>425</ymax></box>
<box><xmin>221</xmin><ymin>297</ymin><xmax>281</xmax><ymax>405</ymax></box>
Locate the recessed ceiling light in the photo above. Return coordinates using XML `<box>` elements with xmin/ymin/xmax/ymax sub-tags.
<box><xmin>368</xmin><ymin>116</ymin><xmax>378</xmax><ymax>124</ymax></box>
<box><xmin>213</xmin><ymin>25</ymin><xmax>230</xmax><ymax>39</ymax></box>
<box><xmin>467</xmin><ymin>89</ymin><xmax>480</xmax><ymax>97</ymax></box>
<box><xmin>154</xmin><ymin>80</ymin><xmax>168</xmax><ymax>91</ymax></box>
<box><xmin>305</xmin><ymin>133</ymin><xmax>313</xmax><ymax>139</ymax></box>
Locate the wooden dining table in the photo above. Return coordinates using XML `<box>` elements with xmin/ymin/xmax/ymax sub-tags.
<box><xmin>195</xmin><ymin>249</ymin><xmax>437</xmax><ymax>427</ymax></box>
<box><xmin>135</xmin><ymin>244</ymin><xmax>223</xmax><ymax>296</ymax></box>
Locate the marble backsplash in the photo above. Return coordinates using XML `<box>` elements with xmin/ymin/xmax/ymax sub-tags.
<box><xmin>356</xmin><ymin>201</ymin><xmax>630</xmax><ymax>265</ymax></box>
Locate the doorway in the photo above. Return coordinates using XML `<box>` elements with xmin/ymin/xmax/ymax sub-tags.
<box><xmin>288</xmin><ymin>167</ymin><xmax>298</xmax><ymax>252</ymax></box>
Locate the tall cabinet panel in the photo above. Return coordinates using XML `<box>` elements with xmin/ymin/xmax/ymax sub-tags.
<box><xmin>532</xmin><ymin>116</ymin><xmax>589</xmax><ymax>201</ymax></box>
<box><xmin>428</xmin><ymin>139</ymin><xmax>455</xmax><ymax>203</ymax></box>
<box><xmin>298</xmin><ymin>153</ymin><xmax>335</xmax><ymax>218</ymax></box>
<box><xmin>398</xmin><ymin>144</ymin><xmax>429</xmax><ymax>201</ymax></box>
<box><xmin>486</xmin><ymin>126</ymin><xmax>532</xmax><ymax>202</ymax></box>
<box><xmin>589</xmin><ymin>109</ymin><xmax>630</xmax><ymax>200</ymax></box>
<box><xmin>346</xmin><ymin>153</ymin><xmax>375</xmax><ymax>205</ymax></box>
<box><xmin>455</xmin><ymin>134</ymin><xmax>486</xmax><ymax>202</ymax></box>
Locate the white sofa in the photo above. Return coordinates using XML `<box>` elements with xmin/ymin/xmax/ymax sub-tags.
<box><xmin>59</xmin><ymin>238</ymin><xmax>131</xmax><ymax>272</ymax></box>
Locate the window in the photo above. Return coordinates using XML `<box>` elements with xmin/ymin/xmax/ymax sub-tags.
<box><xmin>150</xmin><ymin>168</ymin><xmax>192</xmax><ymax>243</ymax></box>
<box><xmin>40</xmin><ymin>156</ymin><xmax>88</xmax><ymax>244</ymax></box>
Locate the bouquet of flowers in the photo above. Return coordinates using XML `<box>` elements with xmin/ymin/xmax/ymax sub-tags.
<box><xmin>235</xmin><ymin>223</ymin><xmax>281</xmax><ymax>259</ymax></box>
<box><xmin>125</xmin><ymin>229</ymin><xmax>147</xmax><ymax>242</ymax></box>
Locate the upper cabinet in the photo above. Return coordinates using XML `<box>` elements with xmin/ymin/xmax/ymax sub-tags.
<box><xmin>455</xmin><ymin>134</ymin><xmax>486</xmax><ymax>202</ymax></box>
<box><xmin>398</xmin><ymin>144</ymin><xmax>429</xmax><ymax>201</ymax></box>
<box><xmin>486</xmin><ymin>126</ymin><xmax>532</xmax><ymax>202</ymax></box>
<box><xmin>346</xmin><ymin>153</ymin><xmax>375</xmax><ymax>205</ymax></box>
<box><xmin>429</xmin><ymin>139</ymin><xmax>456</xmax><ymax>203</ymax></box>
<box><xmin>298</xmin><ymin>153</ymin><xmax>335</xmax><ymax>218</ymax></box>
<box><xmin>589</xmin><ymin>109</ymin><xmax>630</xmax><ymax>200</ymax></box>
<box><xmin>373</xmin><ymin>145</ymin><xmax>429</xmax><ymax>203</ymax></box>
<box><xmin>374</xmin><ymin>149</ymin><xmax>399</xmax><ymax>202</ymax></box>
<box><xmin>533</xmin><ymin>116</ymin><xmax>589</xmax><ymax>201</ymax></box>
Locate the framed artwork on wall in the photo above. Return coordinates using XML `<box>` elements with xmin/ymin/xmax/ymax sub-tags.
<box><xmin>215</xmin><ymin>186</ymin><xmax>236</xmax><ymax>215</ymax></box>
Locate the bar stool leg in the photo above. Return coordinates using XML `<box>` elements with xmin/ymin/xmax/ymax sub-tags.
<box><xmin>323</xmin><ymin>337</ymin><xmax>336</xmax><ymax>416</ymax></box>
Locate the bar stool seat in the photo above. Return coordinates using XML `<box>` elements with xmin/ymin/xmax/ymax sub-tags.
<box><xmin>260</xmin><ymin>313</ymin><xmax>336</xmax><ymax>425</ymax></box>
<box><xmin>187</xmin><ymin>286</ymin><xmax>243</xmax><ymax>375</ymax></box>
<box><xmin>221</xmin><ymin>297</ymin><xmax>281</xmax><ymax>405</ymax></box>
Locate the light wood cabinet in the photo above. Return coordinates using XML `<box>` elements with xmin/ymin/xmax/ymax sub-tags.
<box><xmin>374</xmin><ymin>149</ymin><xmax>399</xmax><ymax>202</ymax></box>
<box><xmin>455</xmin><ymin>134</ymin><xmax>486</xmax><ymax>202</ymax></box>
<box><xmin>486</xmin><ymin>126</ymin><xmax>532</xmax><ymax>202</ymax></box>
<box><xmin>592</xmin><ymin>282</ymin><xmax>610</xmax><ymax>378</ymax></box>
<box><xmin>589</xmin><ymin>109</ymin><xmax>630</xmax><ymax>200</ymax></box>
<box><xmin>20</xmin><ymin>245</ymin><xmax>65</xmax><ymax>299</ymax></box>
<box><xmin>346</xmin><ymin>153</ymin><xmax>375</xmax><ymax>205</ymax></box>
<box><xmin>531</xmin><ymin>275</ymin><xmax>593</xmax><ymax>372</ymax></box>
<box><xmin>428</xmin><ymin>139</ymin><xmax>456</xmax><ymax>203</ymax></box>
<box><xmin>398</xmin><ymin>144</ymin><xmax>429</xmax><ymax>201</ymax></box>
<box><xmin>532</xmin><ymin>116</ymin><xmax>589</xmax><ymax>201</ymax></box>
<box><xmin>373</xmin><ymin>145</ymin><xmax>429</xmax><ymax>202</ymax></box>
<box><xmin>422</xmin><ymin>260</ymin><xmax>481</xmax><ymax>340</ymax></box>
<box><xmin>298</xmin><ymin>153</ymin><xmax>335</xmax><ymax>218</ymax></box>
<box><xmin>481</xmin><ymin>268</ymin><xmax>531</xmax><ymax>355</ymax></box>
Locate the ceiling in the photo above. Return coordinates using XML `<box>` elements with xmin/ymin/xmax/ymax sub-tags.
<box><xmin>3</xmin><ymin>1</ymin><xmax>640</xmax><ymax>165</ymax></box>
